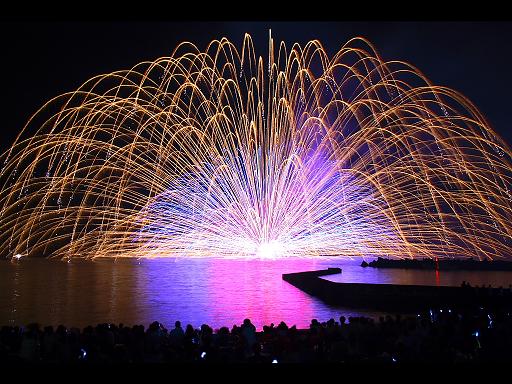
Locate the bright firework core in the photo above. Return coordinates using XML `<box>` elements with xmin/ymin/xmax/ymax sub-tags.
<box><xmin>256</xmin><ymin>241</ymin><xmax>283</xmax><ymax>260</ymax></box>
<box><xmin>1</xmin><ymin>35</ymin><xmax>512</xmax><ymax>261</ymax></box>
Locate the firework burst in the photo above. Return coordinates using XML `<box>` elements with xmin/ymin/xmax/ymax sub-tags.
<box><xmin>1</xmin><ymin>34</ymin><xmax>512</xmax><ymax>260</ymax></box>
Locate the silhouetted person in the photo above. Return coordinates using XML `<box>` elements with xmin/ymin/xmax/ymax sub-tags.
<box><xmin>169</xmin><ymin>321</ymin><xmax>185</xmax><ymax>346</ymax></box>
<box><xmin>240</xmin><ymin>318</ymin><xmax>257</xmax><ymax>357</ymax></box>
<box><xmin>41</xmin><ymin>326</ymin><xmax>56</xmax><ymax>361</ymax></box>
<box><xmin>19</xmin><ymin>323</ymin><xmax>40</xmax><ymax>362</ymax></box>
<box><xmin>310</xmin><ymin>319</ymin><xmax>321</xmax><ymax>330</ymax></box>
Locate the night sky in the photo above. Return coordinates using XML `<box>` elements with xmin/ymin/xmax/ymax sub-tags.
<box><xmin>1</xmin><ymin>21</ymin><xmax>511</xmax><ymax>152</ymax></box>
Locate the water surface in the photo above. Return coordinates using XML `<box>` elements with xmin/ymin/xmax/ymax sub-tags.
<box><xmin>1</xmin><ymin>258</ymin><xmax>511</xmax><ymax>330</ymax></box>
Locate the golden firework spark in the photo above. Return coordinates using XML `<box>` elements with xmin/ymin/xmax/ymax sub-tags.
<box><xmin>1</xmin><ymin>34</ymin><xmax>511</xmax><ymax>260</ymax></box>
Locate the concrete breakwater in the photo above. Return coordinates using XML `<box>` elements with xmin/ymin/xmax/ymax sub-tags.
<box><xmin>282</xmin><ymin>268</ymin><xmax>512</xmax><ymax>311</ymax></box>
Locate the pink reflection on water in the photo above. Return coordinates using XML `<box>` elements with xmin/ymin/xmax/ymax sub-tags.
<box><xmin>204</xmin><ymin>259</ymin><xmax>324</xmax><ymax>330</ymax></box>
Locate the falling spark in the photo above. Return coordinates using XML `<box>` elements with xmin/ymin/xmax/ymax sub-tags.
<box><xmin>1</xmin><ymin>35</ymin><xmax>512</xmax><ymax>261</ymax></box>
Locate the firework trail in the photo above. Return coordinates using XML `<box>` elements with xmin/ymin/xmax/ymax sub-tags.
<box><xmin>1</xmin><ymin>34</ymin><xmax>512</xmax><ymax>260</ymax></box>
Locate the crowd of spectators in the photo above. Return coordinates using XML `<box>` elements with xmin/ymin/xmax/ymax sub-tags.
<box><xmin>1</xmin><ymin>305</ymin><xmax>511</xmax><ymax>364</ymax></box>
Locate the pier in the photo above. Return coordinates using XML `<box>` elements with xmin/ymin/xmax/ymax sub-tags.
<box><xmin>283</xmin><ymin>268</ymin><xmax>512</xmax><ymax>311</ymax></box>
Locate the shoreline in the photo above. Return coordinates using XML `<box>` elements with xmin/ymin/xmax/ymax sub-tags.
<box><xmin>362</xmin><ymin>257</ymin><xmax>512</xmax><ymax>271</ymax></box>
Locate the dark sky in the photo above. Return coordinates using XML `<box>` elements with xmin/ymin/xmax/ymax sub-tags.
<box><xmin>1</xmin><ymin>21</ymin><xmax>511</xmax><ymax>151</ymax></box>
